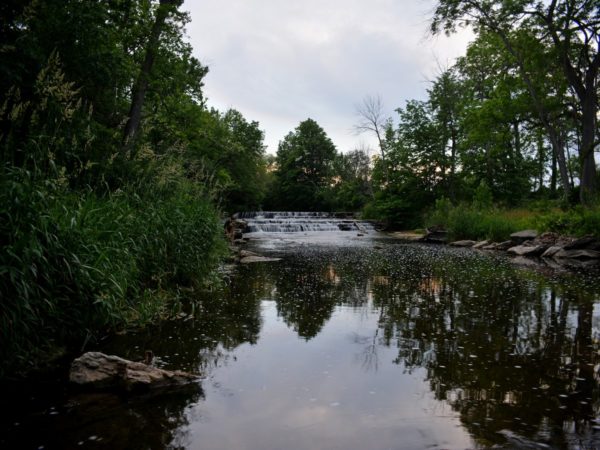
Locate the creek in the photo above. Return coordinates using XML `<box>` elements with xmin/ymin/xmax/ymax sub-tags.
<box><xmin>2</xmin><ymin>223</ymin><xmax>600</xmax><ymax>449</ymax></box>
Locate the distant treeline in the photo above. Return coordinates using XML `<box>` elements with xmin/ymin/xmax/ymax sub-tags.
<box><xmin>266</xmin><ymin>1</ymin><xmax>599</xmax><ymax>229</ymax></box>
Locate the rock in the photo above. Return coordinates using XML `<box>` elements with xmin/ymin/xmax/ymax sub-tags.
<box><xmin>233</xmin><ymin>219</ymin><xmax>247</xmax><ymax>229</ymax></box>
<box><xmin>495</xmin><ymin>240</ymin><xmax>514</xmax><ymax>251</ymax></box>
<box><xmin>69</xmin><ymin>352</ymin><xmax>197</xmax><ymax>391</ymax></box>
<box><xmin>389</xmin><ymin>231</ymin><xmax>424</xmax><ymax>241</ymax></box>
<box><xmin>507</xmin><ymin>245</ymin><xmax>546</xmax><ymax>256</ymax></box>
<box><xmin>357</xmin><ymin>233</ymin><xmax>364</xmax><ymax>237</ymax></box>
<box><xmin>482</xmin><ymin>242</ymin><xmax>498</xmax><ymax>250</ymax></box>
<box><xmin>421</xmin><ymin>226</ymin><xmax>448</xmax><ymax>244</ymax></box>
<box><xmin>449</xmin><ymin>240</ymin><xmax>477</xmax><ymax>247</ymax></box>
<box><xmin>472</xmin><ymin>240</ymin><xmax>489</xmax><ymax>249</ymax></box>
<box><xmin>239</xmin><ymin>250</ymin><xmax>259</xmax><ymax>258</ymax></box>
<box><xmin>481</xmin><ymin>241</ymin><xmax>512</xmax><ymax>250</ymax></box>
<box><xmin>337</xmin><ymin>223</ymin><xmax>354</xmax><ymax>231</ymax></box>
<box><xmin>240</xmin><ymin>255</ymin><xmax>282</xmax><ymax>264</ymax></box>
<box><xmin>541</xmin><ymin>246</ymin><xmax>563</xmax><ymax>258</ymax></box>
<box><xmin>536</xmin><ymin>232</ymin><xmax>560</xmax><ymax>246</ymax></box>
<box><xmin>234</xmin><ymin>230</ymin><xmax>243</xmax><ymax>240</ymax></box>
<box><xmin>563</xmin><ymin>235</ymin><xmax>598</xmax><ymax>250</ymax></box>
<box><xmin>510</xmin><ymin>230</ymin><xmax>538</xmax><ymax>245</ymax></box>
<box><xmin>554</xmin><ymin>249</ymin><xmax>600</xmax><ymax>260</ymax></box>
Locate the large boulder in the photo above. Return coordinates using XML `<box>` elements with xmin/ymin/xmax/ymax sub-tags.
<box><xmin>510</xmin><ymin>230</ymin><xmax>538</xmax><ymax>245</ymax></box>
<box><xmin>69</xmin><ymin>352</ymin><xmax>198</xmax><ymax>391</ymax></box>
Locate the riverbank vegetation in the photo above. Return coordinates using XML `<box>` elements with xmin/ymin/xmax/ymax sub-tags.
<box><xmin>0</xmin><ymin>1</ymin><xmax>268</xmax><ymax>375</ymax></box>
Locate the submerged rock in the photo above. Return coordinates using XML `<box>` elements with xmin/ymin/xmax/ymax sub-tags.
<box><xmin>69</xmin><ymin>352</ymin><xmax>198</xmax><ymax>391</ymax></box>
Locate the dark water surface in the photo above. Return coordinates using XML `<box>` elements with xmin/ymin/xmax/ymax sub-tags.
<box><xmin>3</xmin><ymin>235</ymin><xmax>600</xmax><ymax>449</ymax></box>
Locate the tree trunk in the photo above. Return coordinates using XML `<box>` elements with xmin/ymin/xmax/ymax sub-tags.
<box><xmin>579</xmin><ymin>94</ymin><xmax>598</xmax><ymax>203</ymax></box>
<box><xmin>122</xmin><ymin>0</ymin><xmax>179</xmax><ymax>147</ymax></box>
<box><xmin>550</xmin><ymin>144</ymin><xmax>557</xmax><ymax>196</ymax></box>
<box><xmin>547</xmin><ymin>127</ymin><xmax>570</xmax><ymax>199</ymax></box>
<box><xmin>536</xmin><ymin>133</ymin><xmax>544</xmax><ymax>193</ymax></box>
<box><xmin>449</xmin><ymin>126</ymin><xmax>457</xmax><ymax>201</ymax></box>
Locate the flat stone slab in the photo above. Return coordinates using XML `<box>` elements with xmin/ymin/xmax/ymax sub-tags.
<box><xmin>240</xmin><ymin>255</ymin><xmax>282</xmax><ymax>264</ymax></box>
<box><xmin>542</xmin><ymin>246</ymin><xmax>563</xmax><ymax>258</ymax></box>
<box><xmin>472</xmin><ymin>240</ymin><xmax>489</xmax><ymax>249</ymax></box>
<box><xmin>388</xmin><ymin>231</ymin><xmax>424</xmax><ymax>241</ymax></box>
<box><xmin>496</xmin><ymin>240</ymin><xmax>514</xmax><ymax>251</ymax></box>
<box><xmin>510</xmin><ymin>230</ymin><xmax>538</xmax><ymax>244</ymax></box>
<box><xmin>69</xmin><ymin>352</ymin><xmax>198</xmax><ymax>391</ymax></box>
<box><xmin>450</xmin><ymin>240</ymin><xmax>477</xmax><ymax>247</ymax></box>
<box><xmin>507</xmin><ymin>245</ymin><xmax>545</xmax><ymax>256</ymax></box>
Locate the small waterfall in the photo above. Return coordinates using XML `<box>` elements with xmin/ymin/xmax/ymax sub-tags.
<box><xmin>235</xmin><ymin>211</ymin><xmax>377</xmax><ymax>234</ymax></box>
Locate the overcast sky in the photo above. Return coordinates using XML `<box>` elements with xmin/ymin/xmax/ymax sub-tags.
<box><xmin>185</xmin><ymin>0</ymin><xmax>473</xmax><ymax>155</ymax></box>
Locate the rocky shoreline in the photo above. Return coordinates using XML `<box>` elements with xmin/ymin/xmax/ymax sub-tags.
<box><xmin>421</xmin><ymin>228</ymin><xmax>600</xmax><ymax>265</ymax></box>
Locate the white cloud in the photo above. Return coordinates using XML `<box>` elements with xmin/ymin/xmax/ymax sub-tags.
<box><xmin>185</xmin><ymin>0</ymin><xmax>473</xmax><ymax>153</ymax></box>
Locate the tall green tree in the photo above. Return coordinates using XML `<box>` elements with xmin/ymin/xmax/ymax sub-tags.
<box><xmin>270</xmin><ymin>119</ymin><xmax>338</xmax><ymax>211</ymax></box>
<box><xmin>331</xmin><ymin>149</ymin><xmax>373</xmax><ymax>211</ymax></box>
<box><xmin>431</xmin><ymin>0</ymin><xmax>599</xmax><ymax>203</ymax></box>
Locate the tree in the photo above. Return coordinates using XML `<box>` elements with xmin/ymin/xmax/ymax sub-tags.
<box><xmin>331</xmin><ymin>149</ymin><xmax>373</xmax><ymax>211</ymax></box>
<box><xmin>428</xmin><ymin>69</ymin><xmax>464</xmax><ymax>201</ymax></box>
<box><xmin>271</xmin><ymin>119</ymin><xmax>338</xmax><ymax>211</ymax></box>
<box><xmin>354</xmin><ymin>95</ymin><xmax>390</xmax><ymax>175</ymax></box>
<box><xmin>431</xmin><ymin>0</ymin><xmax>599</xmax><ymax>203</ymax></box>
<box><xmin>123</xmin><ymin>0</ymin><xmax>184</xmax><ymax>146</ymax></box>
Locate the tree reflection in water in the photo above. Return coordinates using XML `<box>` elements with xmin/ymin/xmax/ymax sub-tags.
<box><xmin>3</xmin><ymin>243</ymin><xmax>600</xmax><ymax>449</ymax></box>
<box><xmin>257</xmin><ymin>244</ymin><xmax>600</xmax><ymax>448</ymax></box>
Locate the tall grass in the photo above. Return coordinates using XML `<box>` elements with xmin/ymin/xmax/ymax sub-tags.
<box><xmin>0</xmin><ymin>167</ymin><xmax>226</xmax><ymax>375</ymax></box>
<box><xmin>426</xmin><ymin>197</ymin><xmax>600</xmax><ymax>242</ymax></box>
<box><xmin>426</xmin><ymin>198</ymin><xmax>536</xmax><ymax>242</ymax></box>
<box><xmin>534</xmin><ymin>206</ymin><xmax>600</xmax><ymax>238</ymax></box>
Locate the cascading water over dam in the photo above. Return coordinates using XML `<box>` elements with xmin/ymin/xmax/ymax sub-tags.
<box><xmin>235</xmin><ymin>211</ymin><xmax>377</xmax><ymax>233</ymax></box>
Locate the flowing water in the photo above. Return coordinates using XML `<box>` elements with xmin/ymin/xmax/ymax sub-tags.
<box><xmin>2</xmin><ymin>227</ymin><xmax>600</xmax><ymax>449</ymax></box>
<box><xmin>235</xmin><ymin>211</ymin><xmax>377</xmax><ymax>233</ymax></box>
